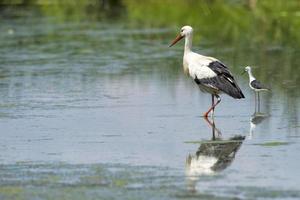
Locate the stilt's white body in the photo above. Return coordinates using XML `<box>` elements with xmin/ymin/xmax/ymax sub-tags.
<box><xmin>245</xmin><ymin>66</ymin><xmax>269</xmax><ymax>92</ymax></box>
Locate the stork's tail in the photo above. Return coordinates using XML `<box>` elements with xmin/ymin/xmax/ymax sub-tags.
<box><xmin>228</xmin><ymin>82</ymin><xmax>245</xmax><ymax>99</ymax></box>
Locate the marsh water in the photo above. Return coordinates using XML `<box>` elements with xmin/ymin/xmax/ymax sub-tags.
<box><xmin>0</xmin><ymin>6</ymin><xmax>300</xmax><ymax>200</ymax></box>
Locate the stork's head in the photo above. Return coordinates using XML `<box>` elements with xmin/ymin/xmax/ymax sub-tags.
<box><xmin>169</xmin><ymin>25</ymin><xmax>193</xmax><ymax>47</ymax></box>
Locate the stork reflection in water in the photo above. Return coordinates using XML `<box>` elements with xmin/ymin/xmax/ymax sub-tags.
<box><xmin>185</xmin><ymin>118</ymin><xmax>245</xmax><ymax>192</ymax></box>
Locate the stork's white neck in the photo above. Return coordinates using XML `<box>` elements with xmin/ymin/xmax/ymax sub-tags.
<box><xmin>184</xmin><ymin>34</ymin><xmax>193</xmax><ymax>54</ymax></box>
<box><xmin>247</xmin><ymin>70</ymin><xmax>255</xmax><ymax>82</ymax></box>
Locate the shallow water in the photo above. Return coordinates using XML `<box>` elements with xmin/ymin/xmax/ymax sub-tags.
<box><xmin>0</xmin><ymin>7</ymin><xmax>300</xmax><ymax>200</ymax></box>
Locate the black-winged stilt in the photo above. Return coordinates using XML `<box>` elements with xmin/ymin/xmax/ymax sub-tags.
<box><xmin>244</xmin><ymin>66</ymin><xmax>270</xmax><ymax>110</ymax></box>
<box><xmin>169</xmin><ymin>25</ymin><xmax>245</xmax><ymax>117</ymax></box>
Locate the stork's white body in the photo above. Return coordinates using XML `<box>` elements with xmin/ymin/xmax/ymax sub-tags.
<box><xmin>182</xmin><ymin>29</ymin><xmax>217</xmax><ymax>79</ymax></box>
<box><xmin>184</xmin><ymin>51</ymin><xmax>219</xmax><ymax>94</ymax></box>
<box><xmin>183</xmin><ymin>53</ymin><xmax>217</xmax><ymax>79</ymax></box>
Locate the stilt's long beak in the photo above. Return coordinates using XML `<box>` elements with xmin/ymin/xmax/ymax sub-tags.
<box><xmin>169</xmin><ymin>34</ymin><xmax>184</xmax><ymax>47</ymax></box>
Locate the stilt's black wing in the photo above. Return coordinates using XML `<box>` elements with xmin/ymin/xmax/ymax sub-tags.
<box><xmin>250</xmin><ymin>80</ymin><xmax>268</xmax><ymax>90</ymax></box>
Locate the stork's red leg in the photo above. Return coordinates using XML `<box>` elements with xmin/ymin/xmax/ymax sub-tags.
<box><xmin>254</xmin><ymin>91</ymin><xmax>257</xmax><ymax>112</ymax></box>
<box><xmin>203</xmin><ymin>95</ymin><xmax>221</xmax><ymax>118</ymax></box>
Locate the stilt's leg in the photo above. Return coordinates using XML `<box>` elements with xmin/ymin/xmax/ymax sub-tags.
<box><xmin>254</xmin><ymin>92</ymin><xmax>257</xmax><ymax>112</ymax></box>
<box><xmin>203</xmin><ymin>94</ymin><xmax>221</xmax><ymax>118</ymax></box>
<box><xmin>258</xmin><ymin>92</ymin><xmax>260</xmax><ymax>112</ymax></box>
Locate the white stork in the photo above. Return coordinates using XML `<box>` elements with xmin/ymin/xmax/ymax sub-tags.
<box><xmin>169</xmin><ymin>25</ymin><xmax>245</xmax><ymax>117</ymax></box>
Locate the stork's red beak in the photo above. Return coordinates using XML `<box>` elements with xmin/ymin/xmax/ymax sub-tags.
<box><xmin>169</xmin><ymin>34</ymin><xmax>184</xmax><ymax>47</ymax></box>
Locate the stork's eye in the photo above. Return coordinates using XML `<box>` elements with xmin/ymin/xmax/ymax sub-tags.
<box><xmin>181</xmin><ymin>29</ymin><xmax>184</xmax><ymax>32</ymax></box>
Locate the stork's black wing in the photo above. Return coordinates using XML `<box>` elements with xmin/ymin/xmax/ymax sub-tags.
<box><xmin>203</xmin><ymin>61</ymin><xmax>245</xmax><ymax>99</ymax></box>
<box><xmin>207</xmin><ymin>60</ymin><xmax>233</xmax><ymax>78</ymax></box>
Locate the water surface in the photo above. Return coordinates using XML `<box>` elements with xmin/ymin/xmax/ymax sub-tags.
<box><xmin>0</xmin><ymin>7</ymin><xmax>300</xmax><ymax>200</ymax></box>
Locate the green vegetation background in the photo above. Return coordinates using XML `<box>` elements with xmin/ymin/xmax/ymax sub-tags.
<box><xmin>1</xmin><ymin>0</ymin><xmax>299</xmax><ymax>94</ymax></box>
<box><xmin>1</xmin><ymin>0</ymin><xmax>300</xmax><ymax>46</ymax></box>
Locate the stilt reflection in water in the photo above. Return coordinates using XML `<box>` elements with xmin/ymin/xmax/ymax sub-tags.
<box><xmin>185</xmin><ymin>118</ymin><xmax>245</xmax><ymax>192</ymax></box>
<box><xmin>249</xmin><ymin>111</ymin><xmax>269</xmax><ymax>139</ymax></box>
